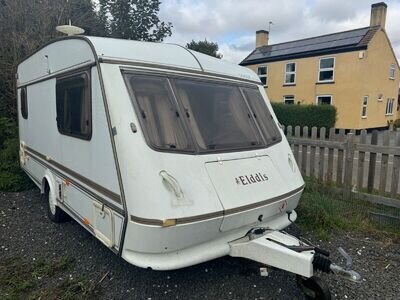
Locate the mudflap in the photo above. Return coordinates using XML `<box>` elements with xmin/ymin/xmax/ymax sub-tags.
<box><xmin>229</xmin><ymin>230</ymin><xmax>314</xmax><ymax>277</ymax></box>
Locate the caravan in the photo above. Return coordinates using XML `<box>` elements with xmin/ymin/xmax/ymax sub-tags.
<box><xmin>17</xmin><ymin>36</ymin><xmax>359</xmax><ymax>299</ymax></box>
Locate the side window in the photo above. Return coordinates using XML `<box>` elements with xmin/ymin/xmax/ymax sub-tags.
<box><xmin>389</xmin><ymin>64</ymin><xmax>395</xmax><ymax>79</ymax></box>
<box><xmin>56</xmin><ymin>72</ymin><xmax>92</xmax><ymax>140</ymax></box>
<box><xmin>20</xmin><ymin>87</ymin><xmax>28</xmax><ymax>119</ymax></box>
<box><xmin>318</xmin><ymin>57</ymin><xmax>335</xmax><ymax>82</ymax></box>
<box><xmin>257</xmin><ymin>66</ymin><xmax>268</xmax><ymax>86</ymax></box>
<box><xmin>284</xmin><ymin>63</ymin><xmax>296</xmax><ymax>84</ymax></box>
<box><xmin>361</xmin><ymin>96</ymin><xmax>368</xmax><ymax>118</ymax></box>
<box><xmin>283</xmin><ymin>95</ymin><xmax>295</xmax><ymax>104</ymax></box>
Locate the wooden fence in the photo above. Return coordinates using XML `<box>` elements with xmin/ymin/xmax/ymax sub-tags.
<box><xmin>283</xmin><ymin>126</ymin><xmax>400</xmax><ymax>209</ymax></box>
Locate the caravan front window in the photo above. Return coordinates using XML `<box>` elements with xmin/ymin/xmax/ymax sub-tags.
<box><xmin>124</xmin><ymin>72</ymin><xmax>282</xmax><ymax>154</ymax></box>
<box><xmin>173</xmin><ymin>79</ymin><xmax>263</xmax><ymax>151</ymax></box>
<box><xmin>126</xmin><ymin>75</ymin><xmax>194</xmax><ymax>151</ymax></box>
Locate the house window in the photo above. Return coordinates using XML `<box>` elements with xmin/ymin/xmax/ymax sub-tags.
<box><xmin>317</xmin><ymin>95</ymin><xmax>332</xmax><ymax>105</ymax></box>
<box><xmin>20</xmin><ymin>87</ymin><xmax>28</xmax><ymax>119</ymax></box>
<box><xmin>318</xmin><ymin>57</ymin><xmax>335</xmax><ymax>82</ymax></box>
<box><xmin>284</xmin><ymin>63</ymin><xmax>296</xmax><ymax>84</ymax></box>
<box><xmin>56</xmin><ymin>71</ymin><xmax>92</xmax><ymax>140</ymax></box>
<box><xmin>361</xmin><ymin>96</ymin><xmax>368</xmax><ymax>118</ymax></box>
<box><xmin>283</xmin><ymin>95</ymin><xmax>295</xmax><ymax>104</ymax></box>
<box><xmin>257</xmin><ymin>66</ymin><xmax>267</xmax><ymax>86</ymax></box>
<box><xmin>390</xmin><ymin>64</ymin><xmax>395</xmax><ymax>79</ymax></box>
<box><xmin>385</xmin><ymin>98</ymin><xmax>394</xmax><ymax>115</ymax></box>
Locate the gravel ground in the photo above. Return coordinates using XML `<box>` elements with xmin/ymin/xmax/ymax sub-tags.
<box><xmin>1</xmin><ymin>188</ymin><xmax>399</xmax><ymax>299</ymax></box>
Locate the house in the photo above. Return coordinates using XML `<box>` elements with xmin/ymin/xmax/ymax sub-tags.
<box><xmin>240</xmin><ymin>2</ymin><xmax>400</xmax><ymax>130</ymax></box>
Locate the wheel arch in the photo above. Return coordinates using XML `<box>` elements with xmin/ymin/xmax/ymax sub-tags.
<box><xmin>41</xmin><ymin>170</ymin><xmax>57</xmax><ymax>199</ymax></box>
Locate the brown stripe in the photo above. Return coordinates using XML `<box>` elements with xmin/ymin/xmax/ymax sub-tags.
<box><xmin>25</xmin><ymin>146</ymin><xmax>121</xmax><ymax>204</ymax></box>
<box><xmin>130</xmin><ymin>185</ymin><xmax>304</xmax><ymax>226</ymax></box>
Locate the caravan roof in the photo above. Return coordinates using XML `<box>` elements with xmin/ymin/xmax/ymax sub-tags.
<box><xmin>17</xmin><ymin>36</ymin><xmax>260</xmax><ymax>86</ymax></box>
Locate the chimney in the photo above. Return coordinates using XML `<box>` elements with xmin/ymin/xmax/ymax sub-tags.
<box><xmin>370</xmin><ymin>2</ymin><xmax>387</xmax><ymax>28</ymax></box>
<box><xmin>256</xmin><ymin>30</ymin><xmax>269</xmax><ymax>48</ymax></box>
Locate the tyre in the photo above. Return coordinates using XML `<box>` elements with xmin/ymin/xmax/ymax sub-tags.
<box><xmin>296</xmin><ymin>275</ymin><xmax>332</xmax><ymax>300</ymax></box>
<box><xmin>43</xmin><ymin>182</ymin><xmax>70</xmax><ymax>223</ymax></box>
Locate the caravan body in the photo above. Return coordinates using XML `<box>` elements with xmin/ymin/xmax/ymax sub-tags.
<box><xmin>17</xmin><ymin>37</ymin><xmax>304</xmax><ymax>270</ymax></box>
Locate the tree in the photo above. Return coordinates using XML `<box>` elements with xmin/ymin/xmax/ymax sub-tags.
<box><xmin>98</xmin><ymin>0</ymin><xmax>173</xmax><ymax>41</ymax></box>
<box><xmin>0</xmin><ymin>0</ymin><xmax>103</xmax><ymax>120</ymax></box>
<box><xmin>186</xmin><ymin>39</ymin><xmax>223</xmax><ymax>58</ymax></box>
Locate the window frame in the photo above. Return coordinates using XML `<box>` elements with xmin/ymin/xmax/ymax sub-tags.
<box><xmin>283</xmin><ymin>95</ymin><xmax>295</xmax><ymax>104</ymax></box>
<box><xmin>316</xmin><ymin>95</ymin><xmax>333</xmax><ymax>105</ymax></box>
<box><xmin>122</xmin><ymin>70</ymin><xmax>282</xmax><ymax>155</ymax></box>
<box><xmin>361</xmin><ymin>96</ymin><xmax>368</xmax><ymax>119</ymax></box>
<box><xmin>389</xmin><ymin>63</ymin><xmax>395</xmax><ymax>80</ymax></box>
<box><xmin>257</xmin><ymin>65</ymin><xmax>268</xmax><ymax>87</ymax></box>
<box><xmin>20</xmin><ymin>87</ymin><xmax>28</xmax><ymax>119</ymax></box>
<box><xmin>318</xmin><ymin>57</ymin><xmax>335</xmax><ymax>83</ymax></box>
<box><xmin>55</xmin><ymin>69</ymin><xmax>92</xmax><ymax>141</ymax></box>
<box><xmin>385</xmin><ymin>98</ymin><xmax>394</xmax><ymax>116</ymax></box>
<box><xmin>284</xmin><ymin>62</ymin><xmax>296</xmax><ymax>85</ymax></box>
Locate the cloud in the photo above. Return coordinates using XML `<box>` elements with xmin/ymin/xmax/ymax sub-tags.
<box><xmin>160</xmin><ymin>0</ymin><xmax>400</xmax><ymax>64</ymax></box>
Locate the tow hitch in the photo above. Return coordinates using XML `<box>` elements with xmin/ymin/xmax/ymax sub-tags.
<box><xmin>229</xmin><ymin>227</ymin><xmax>361</xmax><ymax>300</ymax></box>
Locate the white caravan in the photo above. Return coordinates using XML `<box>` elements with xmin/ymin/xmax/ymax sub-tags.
<box><xmin>17</xmin><ymin>36</ymin><xmax>359</xmax><ymax>299</ymax></box>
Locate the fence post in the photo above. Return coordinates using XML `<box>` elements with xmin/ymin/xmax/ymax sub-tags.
<box><xmin>318</xmin><ymin>127</ymin><xmax>326</xmax><ymax>182</ymax></box>
<box><xmin>336</xmin><ymin>129</ymin><xmax>345</xmax><ymax>186</ymax></box>
<box><xmin>344</xmin><ymin>133</ymin><xmax>355</xmax><ymax>199</ymax></box>
<box><xmin>357</xmin><ymin>130</ymin><xmax>367</xmax><ymax>191</ymax></box>
<box><xmin>379</xmin><ymin>131</ymin><xmax>390</xmax><ymax>195</ymax></box>
<box><xmin>327</xmin><ymin>128</ymin><xmax>335</xmax><ymax>183</ymax></box>
<box><xmin>367</xmin><ymin>130</ymin><xmax>378</xmax><ymax>193</ymax></box>
<box><xmin>294</xmin><ymin>126</ymin><xmax>301</xmax><ymax>164</ymax></box>
<box><xmin>390</xmin><ymin>132</ymin><xmax>400</xmax><ymax>198</ymax></box>
<box><xmin>301</xmin><ymin>126</ymin><xmax>309</xmax><ymax>175</ymax></box>
<box><xmin>310</xmin><ymin>127</ymin><xmax>317</xmax><ymax>178</ymax></box>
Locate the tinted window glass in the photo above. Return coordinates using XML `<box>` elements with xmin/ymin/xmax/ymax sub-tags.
<box><xmin>242</xmin><ymin>88</ymin><xmax>282</xmax><ymax>144</ymax></box>
<box><xmin>173</xmin><ymin>79</ymin><xmax>263</xmax><ymax>151</ymax></box>
<box><xmin>21</xmin><ymin>88</ymin><xmax>28</xmax><ymax>119</ymax></box>
<box><xmin>126</xmin><ymin>75</ymin><xmax>193</xmax><ymax>151</ymax></box>
<box><xmin>56</xmin><ymin>72</ymin><xmax>91</xmax><ymax>140</ymax></box>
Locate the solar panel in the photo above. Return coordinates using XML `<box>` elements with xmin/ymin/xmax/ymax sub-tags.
<box><xmin>242</xmin><ymin>27</ymin><xmax>373</xmax><ymax>63</ymax></box>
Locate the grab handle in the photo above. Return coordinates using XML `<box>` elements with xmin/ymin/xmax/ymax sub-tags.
<box><xmin>159</xmin><ymin>170</ymin><xmax>183</xmax><ymax>199</ymax></box>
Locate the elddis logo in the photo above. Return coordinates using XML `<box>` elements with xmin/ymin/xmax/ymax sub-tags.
<box><xmin>235</xmin><ymin>173</ymin><xmax>269</xmax><ymax>186</ymax></box>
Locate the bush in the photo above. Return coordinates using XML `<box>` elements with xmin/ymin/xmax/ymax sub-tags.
<box><xmin>271</xmin><ymin>103</ymin><xmax>337</xmax><ymax>129</ymax></box>
<box><xmin>393</xmin><ymin>119</ymin><xmax>400</xmax><ymax>129</ymax></box>
<box><xmin>0</xmin><ymin>117</ymin><xmax>34</xmax><ymax>191</ymax></box>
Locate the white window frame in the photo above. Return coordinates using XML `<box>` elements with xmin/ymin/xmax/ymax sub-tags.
<box><xmin>385</xmin><ymin>98</ymin><xmax>394</xmax><ymax>115</ymax></box>
<box><xmin>316</xmin><ymin>95</ymin><xmax>333</xmax><ymax>105</ymax></box>
<box><xmin>283</xmin><ymin>95</ymin><xmax>295</xmax><ymax>104</ymax></box>
<box><xmin>257</xmin><ymin>65</ymin><xmax>268</xmax><ymax>87</ymax></box>
<box><xmin>361</xmin><ymin>96</ymin><xmax>368</xmax><ymax>119</ymax></box>
<box><xmin>389</xmin><ymin>63</ymin><xmax>395</xmax><ymax>80</ymax></box>
<box><xmin>284</xmin><ymin>62</ymin><xmax>296</xmax><ymax>85</ymax></box>
<box><xmin>318</xmin><ymin>57</ymin><xmax>335</xmax><ymax>83</ymax></box>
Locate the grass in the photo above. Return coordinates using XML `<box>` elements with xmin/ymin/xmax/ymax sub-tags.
<box><xmin>0</xmin><ymin>256</ymin><xmax>100</xmax><ymax>300</ymax></box>
<box><xmin>297</xmin><ymin>179</ymin><xmax>400</xmax><ymax>240</ymax></box>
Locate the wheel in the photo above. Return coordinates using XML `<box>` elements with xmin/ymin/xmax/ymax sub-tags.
<box><xmin>296</xmin><ymin>275</ymin><xmax>331</xmax><ymax>300</ymax></box>
<box><xmin>43</xmin><ymin>182</ymin><xmax>70</xmax><ymax>223</ymax></box>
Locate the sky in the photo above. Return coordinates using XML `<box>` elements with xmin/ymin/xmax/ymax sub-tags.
<box><xmin>159</xmin><ymin>0</ymin><xmax>400</xmax><ymax>64</ymax></box>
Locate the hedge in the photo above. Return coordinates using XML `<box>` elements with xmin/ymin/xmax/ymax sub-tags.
<box><xmin>271</xmin><ymin>103</ymin><xmax>337</xmax><ymax>129</ymax></box>
<box><xmin>0</xmin><ymin>117</ymin><xmax>34</xmax><ymax>191</ymax></box>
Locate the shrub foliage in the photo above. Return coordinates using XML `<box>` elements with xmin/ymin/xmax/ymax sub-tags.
<box><xmin>271</xmin><ymin>103</ymin><xmax>337</xmax><ymax>129</ymax></box>
<box><xmin>0</xmin><ymin>118</ymin><xmax>34</xmax><ymax>191</ymax></box>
